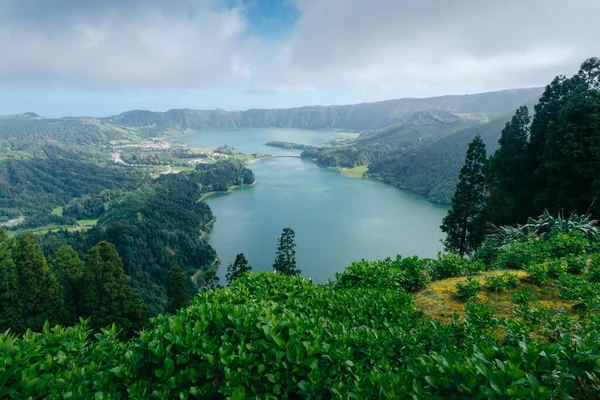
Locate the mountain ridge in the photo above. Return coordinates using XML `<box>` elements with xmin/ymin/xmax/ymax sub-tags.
<box><xmin>101</xmin><ymin>87</ymin><xmax>543</xmax><ymax>131</ymax></box>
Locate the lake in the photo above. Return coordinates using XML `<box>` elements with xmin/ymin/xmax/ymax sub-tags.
<box><xmin>174</xmin><ymin>128</ymin><xmax>450</xmax><ymax>283</ymax></box>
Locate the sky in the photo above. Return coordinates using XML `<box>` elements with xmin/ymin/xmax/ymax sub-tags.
<box><xmin>0</xmin><ymin>0</ymin><xmax>599</xmax><ymax>117</ymax></box>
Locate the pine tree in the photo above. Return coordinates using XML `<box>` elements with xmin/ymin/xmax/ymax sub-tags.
<box><xmin>486</xmin><ymin>106</ymin><xmax>531</xmax><ymax>225</ymax></box>
<box><xmin>226</xmin><ymin>253</ymin><xmax>252</xmax><ymax>283</ymax></box>
<box><xmin>51</xmin><ymin>245</ymin><xmax>85</xmax><ymax>324</ymax></box>
<box><xmin>165</xmin><ymin>266</ymin><xmax>190</xmax><ymax>313</ymax></box>
<box><xmin>441</xmin><ymin>135</ymin><xmax>487</xmax><ymax>257</ymax></box>
<box><xmin>13</xmin><ymin>232</ymin><xmax>65</xmax><ymax>332</ymax></box>
<box><xmin>0</xmin><ymin>229</ymin><xmax>20</xmax><ymax>331</ymax></box>
<box><xmin>273</xmin><ymin>228</ymin><xmax>300</xmax><ymax>276</ymax></box>
<box><xmin>533</xmin><ymin>58</ymin><xmax>600</xmax><ymax>217</ymax></box>
<box><xmin>82</xmin><ymin>241</ymin><xmax>147</xmax><ymax>336</ymax></box>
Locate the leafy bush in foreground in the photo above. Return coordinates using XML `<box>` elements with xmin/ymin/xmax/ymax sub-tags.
<box><xmin>2</xmin><ymin>232</ymin><xmax>600</xmax><ymax>398</ymax></box>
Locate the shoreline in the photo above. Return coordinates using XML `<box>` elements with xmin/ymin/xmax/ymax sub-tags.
<box><xmin>197</xmin><ymin>180</ymin><xmax>258</xmax><ymax>202</ymax></box>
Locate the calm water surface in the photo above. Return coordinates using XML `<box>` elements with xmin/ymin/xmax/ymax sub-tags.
<box><xmin>175</xmin><ymin>128</ymin><xmax>449</xmax><ymax>283</ymax></box>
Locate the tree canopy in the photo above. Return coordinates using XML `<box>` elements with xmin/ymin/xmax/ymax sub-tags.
<box><xmin>441</xmin><ymin>135</ymin><xmax>487</xmax><ymax>256</ymax></box>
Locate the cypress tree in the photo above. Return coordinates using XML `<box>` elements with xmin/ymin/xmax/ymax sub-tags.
<box><xmin>441</xmin><ymin>135</ymin><xmax>487</xmax><ymax>257</ymax></box>
<box><xmin>51</xmin><ymin>245</ymin><xmax>85</xmax><ymax>324</ymax></box>
<box><xmin>533</xmin><ymin>58</ymin><xmax>600</xmax><ymax>217</ymax></box>
<box><xmin>273</xmin><ymin>228</ymin><xmax>300</xmax><ymax>276</ymax></box>
<box><xmin>226</xmin><ymin>253</ymin><xmax>252</xmax><ymax>283</ymax></box>
<box><xmin>82</xmin><ymin>241</ymin><xmax>147</xmax><ymax>335</ymax></box>
<box><xmin>165</xmin><ymin>265</ymin><xmax>190</xmax><ymax>313</ymax></box>
<box><xmin>0</xmin><ymin>229</ymin><xmax>19</xmax><ymax>331</ymax></box>
<box><xmin>13</xmin><ymin>232</ymin><xmax>65</xmax><ymax>332</ymax></box>
<box><xmin>486</xmin><ymin>106</ymin><xmax>531</xmax><ymax>225</ymax></box>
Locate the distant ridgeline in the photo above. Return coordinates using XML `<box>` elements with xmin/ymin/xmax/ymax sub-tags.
<box><xmin>0</xmin><ymin>87</ymin><xmax>543</xmax><ymax>205</ymax></box>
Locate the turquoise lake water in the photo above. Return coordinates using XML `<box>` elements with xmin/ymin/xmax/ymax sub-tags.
<box><xmin>175</xmin><ymin>128</ymin><xmax>449</xmax><ymax>283</ymax></box>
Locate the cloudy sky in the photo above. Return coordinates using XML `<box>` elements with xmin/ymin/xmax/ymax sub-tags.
<box><xmin>0</xmin><ymin>0</ymin><xmax>598</xmax><ymax>117</ymax></box>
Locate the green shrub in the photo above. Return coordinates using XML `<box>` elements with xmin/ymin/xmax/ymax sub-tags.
<box><xmin>334</xmin><ymin>255</ymin><xmax>430</xmax><ymax>292</ymax></box>
<box><xmin>455</xmin><ymin>277</ymin><xmax>481</xmax><ymax>301</ymax></box>
<box><xmin>525</xmin><ymin>263</ymin><xmax>550</xmax><ymax>286</ymax></box>
<box><xmin>564</xmin><ymin>254</ymin><xmax>586</xmax><ymax>274</ymax></box>
<box><xmin>483</xmin><ymin>274</ymin><xmax>506</xmax><ymax>292</ymax></box>
<box><xmin>588</xmin><ymin>254</ymin><xmax>600</xmax><ymax>283</ymax></box>
<box><xmin>472</xmin><ymin>238</ymin><xmax>501</xmax><ymax>267</ymax></box>
<box><xmin>544</xmin><ymin>259</ymin><xmax>567</xmax><ymax>279</ymax></box>
<box><xmin>559</xmin><ymin>274</ymin><xmax>600</xmax><ymax>310</ymax></box>
<box><xmin>429</xmin><ymin>253</ymin><xmax>481</xmax><ymax>281</ymax></box>
<box><xmin>502</xmin><ymin>272</ymin><xmax>520</xmax><ymax>288</ymax></box>
<box><xmin>541</xmin><ymin>231</ymin><xmax>589</xmax><ymax>258</ymax></box>
<box><xmin>494</xmin><ymin>238</ymin><xmax>548</xmax><ymax>270</ymax></box>
<box><xmin>484</xmin><ymin>272</ymin><xmax>520</xmax><ymax>292</ymax></box>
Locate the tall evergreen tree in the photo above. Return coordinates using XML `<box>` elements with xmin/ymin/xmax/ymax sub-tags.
<box><xmin>51</xmin><ymin>245</ymin><xmax>86</xmax><ymax>324</ymax></box>
<box><xmin>165</xmin><ymin>266</ymin><xmax>190</xmax><ymax>313</ymax></box>
<box><xmin>0</xmin><ymin>229</ymin><xmax>19</xmax><ymax>331</ymax></box>
<box><xmin>82</xmin><ymin>241</ymin><xmax>147</xmax><ymax>336</ymax></box>
<box><xmin>12</xmin><ymin>232</ymin><xmax>65</xmax><ymax>332</ymax></box>
<box><xmin>486</xmin><ymin>106</ymin><xmax>531</xmax><ymax>225</ymax></box>
<box><xmin>533</xmin><ymin>58</ymin><xmax>600</xmax><ymax>217</ymax></box>
<box><xmin>226</xmin><ymin>253</ymin><xmax>252</xmax><ymax>283</ymax></box>
<box><xmin>273</xmin><ymin>228</ymin><xmax>300</xmax><ymax>276</ymax></box>
<box><xmin>441</xmin><ymin>135</ymin><xmax>487</xmax><ymax>257</ymax></box>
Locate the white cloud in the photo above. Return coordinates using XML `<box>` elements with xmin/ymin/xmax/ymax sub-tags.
<box><xmin>0</xmin><ymin>0</ymin><xmax>253</xmax><ymax>87</ymax></box>
<box><xmin>0</xmin><ymin>0</ymin><xmax>599</xmax><ymax>112</ymax></box>
<box><xmin>254</xmin><ymin>0</ymin><xmax>600</xmax><ymax>93</ymax></box>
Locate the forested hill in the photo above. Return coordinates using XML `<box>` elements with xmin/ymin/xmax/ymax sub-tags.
<box><xmin>104</xmin><ymin>87</ymin><xmax>543</xmax><ymax>131</ymax></box>
<box><xmin>303</xmin><ymin>99</ymin><xmax>542</xmax><ymax>204</ymax></box>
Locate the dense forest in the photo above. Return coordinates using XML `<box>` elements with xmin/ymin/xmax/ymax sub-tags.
<box><xmin>0</xmin><ymin>139</ymin><xmax>148</xmax><ymax>220</ymax></box>
<box><xmin>441</xmin><ymin>57</ymin><xmax>600</xmax><ymax>258</ymax></box>
<box><xmin>36</xmin><ymin>160</ymin><xmax>255</xmax><ymax>315</ymax></box>
<box><xmin>301</xmin><ymin>107</ymin><xmax>535</xmax><ymax>204</ymax></box>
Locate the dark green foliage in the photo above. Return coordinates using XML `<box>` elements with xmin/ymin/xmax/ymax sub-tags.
<box><xmin>10</xmin><ymin>232</ymin><xmax>65</xmax><ymax>333</ymax></box>
<box><xmin>588</xmin><ymin>254</ymin><xmax>600</xmax><ymax>283</ymax></box>
<box><xmin>37</xmin><ymin>160</ymin><xmax>254</xmax><ymax>315</ymax></box>
<box><xmin>441</xmin><ymin>135</ymin><xmax>487</xmax><ymax>256</ymax></box>
<box><xmin>0</xmin><ymin>141</ymin><xmax>148</xmax><ymax>219</ymax></box>
<box><xmin>273</xmin><ymin>228</ymin><xmax>300</xmax><ymax>276</ymax></box>
<box><xmin>199</xmin><ymin>270</ymin><xmax>221</xmax><ymax>291</ymax></box>
<box><xmin>455</xmin><ymin>277</ymin><xmax>481</xmax><ymax>301</ymax></box>
<box><xmin>81</xmin><ymin>242</ymin><xmax>147</xmax><ymax>336</ymax></box>
<box><xmin>165</xmin><ymin>266</ymin><xmax>191</xmax><ymax>314</ymax></box>
<box><xmin>484</xmin><ymin>58</ymin><xmax>600</xmax><ymax>223</ymax></box>
<box><xmin>486</xmin><ymin>106</ymin><xmax>531</xmax><ymax>226</ymax></box>
<box><xmin>226</xmin><ymin>253</ymin><xmax>252</xmax><ymax>283</ymax></box>
<box><xmin>50</xmin><ymin>245</ymin><xmax>85</xmax><ymax>325</ymax></box>
<box><xmin>62</xmin><ymin>191</ymin><xmax>122</xmax><ymax>220</ymax></box>
<box><xmin>0</xmin><ymin>229</ymin><xmax>19</xmax><ymax>330</ymax></box>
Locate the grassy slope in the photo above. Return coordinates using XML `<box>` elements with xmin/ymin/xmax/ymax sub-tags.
<box><xmin>339</xmin><ymin>165</ymin><xmax>368</xmax><ymax>178</ymax></box>
<box><xmin>414</xmin><ymin>270</ymin><xmax>575</xmax><ymax>324</ymax></box>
